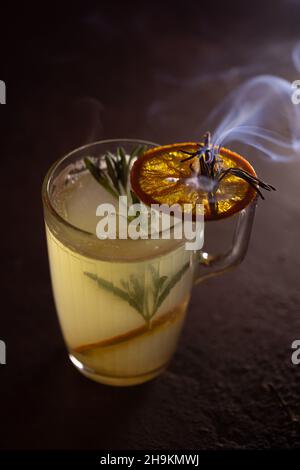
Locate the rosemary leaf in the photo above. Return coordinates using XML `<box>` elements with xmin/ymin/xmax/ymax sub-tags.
<box><xmin>105</xmin><ymin>154</ymin><xmax>119</xmax><ymax>193</ymax></box>
<box><xmin>128</xmin><ymin>145</ymin><xmax>147</xmax><ymax>166</ymax></box>
<box><xmin>84</xmin><ymin>157</ymin><xmax>101</xmax><ymax>182</ymax></box>
<box><xmin>156</xmin><ymin>261</ymin><xmax>190</xmax><ymax>311</ymax></box>
<box><xmin>84</xmin><ymin>157</ymin><xmax>119</xmax><ymax>199</ymax></box>
<box><xmin>84</xmin><ymin>272</ymin><xmax>144</xmax><ymax>318</ymax></box>
<box><xmin>118</xmin><ymin>147</ymin><xmax>128</xmax><ymax>189</ymax></box>
<box><xmin>130</xmin><ymin>190</ymin><xmax>140</xmax><ymax>204</ymax></box>
<box><xmin>113</xmin><ymin>148</ymin><xmax>125</xmax><ymax>192</ymax></box>
<box><xmin>129</xmin><ymin>144</ymin><xmax>143</xmax><ymax>162</ymax></box>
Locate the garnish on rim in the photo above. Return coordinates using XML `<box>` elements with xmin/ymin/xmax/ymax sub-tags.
<box><xmin>84</xmin><ymin>144</ymin><xmax>148</xmax><ymax>204</ymax></box>
<box><xmin>130</xmin><ymin>132</ymin><xmax>276</xmax><ymax>221</ymax></box>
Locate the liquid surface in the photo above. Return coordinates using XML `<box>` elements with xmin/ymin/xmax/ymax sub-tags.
<box><xmin>52</xmin><ymin>165</ymin><xmax>187</xmax><ymax>261</ymax></box>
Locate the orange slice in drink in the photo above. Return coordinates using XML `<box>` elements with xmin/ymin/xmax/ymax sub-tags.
<box><xmin>130</xmin><ymin>142</ymin><xmax>258</xmax><ymax>221</ymax></box>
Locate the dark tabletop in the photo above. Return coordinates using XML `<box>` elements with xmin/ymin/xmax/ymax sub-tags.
<box><xmin>1</xmin><ymin>1</ymin><xmax>300</xmax><ymax>451</ymax></box>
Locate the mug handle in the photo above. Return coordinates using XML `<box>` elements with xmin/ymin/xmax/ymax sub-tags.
<box><xmin>194</xmin><ymin>196</ymin><xmax>258</xmax><ymax>285</ymax></box>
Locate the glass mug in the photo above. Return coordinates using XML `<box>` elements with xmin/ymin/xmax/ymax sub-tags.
<box><xmin>42</xmin><ymin>139</ymin><xmax>257</xmax><ymax>386</ymax></box>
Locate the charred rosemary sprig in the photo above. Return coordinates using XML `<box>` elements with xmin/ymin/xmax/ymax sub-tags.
<box><xmin>181</xmin><ymin>132</ymin><xmax>221</xmax><ymax>215</ymax></box>
<box><xmin>218</xmin><ymin>167</ymin><xmax>276</xmax><ymax>200</ymax></box>
<box><xmin>180</xmin><ymin>131</ymin><xmax>276</xmax><ymax>204</ymax></box>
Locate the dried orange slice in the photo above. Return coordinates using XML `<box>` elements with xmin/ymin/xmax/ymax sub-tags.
<box><xmin>130</xmin><ymin>142</ymin><xmax>258</xmax><ymax>221</ymax></box>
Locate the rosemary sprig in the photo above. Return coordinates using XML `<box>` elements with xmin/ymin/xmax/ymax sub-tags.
<box><xmin>218</xmin><ymin>167</ymin><xmax>275</xmax><ymax>200</ymax></box>
<box><xmin>154</xmin><ymin>261</ymin><xmax>190</xmax><ymax>311</ymax></box>
<box><xmin>84</xmin><ymin>261</ymin><xmax>190</xmax><ymax>324</ymax></box>
<box><xmin>180</xmin><ymin>131</ymin><xmax>276</xmax><ymax>204</ymax></box>
<box><xmin>84</xmin><ymin>272</ymin><xmax>142</xmax><ymax>313</ymax></box>
<box><xmin>84</xmin><ymin>157</ymin><xmax>119</xmax><ymax>199</ymax></box>
<box><xmin>84</xmin><ymin>145</ymin><xmax>148</xmax><ymax>203</ymax></box>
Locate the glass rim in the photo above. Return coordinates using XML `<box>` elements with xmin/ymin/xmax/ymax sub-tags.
<box><xmin>42</xmin><ymin>138</ymin><xmax>258</xmax><ymax>244</ymax></box>
<box><xmin>42</xmin><ymin>138</ymin><xmax>160</xmax><ymax>239</ymax></box>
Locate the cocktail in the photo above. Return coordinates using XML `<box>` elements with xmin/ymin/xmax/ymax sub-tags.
<box><xmin>42</xmin><ymin>137</ymin><xmax>273</xmax><ymax>386</ymax></box>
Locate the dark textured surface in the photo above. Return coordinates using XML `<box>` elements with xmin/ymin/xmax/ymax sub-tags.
<box><xmin>1</xmin><ymin>2</ymin><xmax>300</xmax><ymax>450</ymax></box>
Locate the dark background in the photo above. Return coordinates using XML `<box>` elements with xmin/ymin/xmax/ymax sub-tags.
<box><xmin>1</xmin><ymin>0</ymin><xmax>300</xmax><ymax>451</ymax></box>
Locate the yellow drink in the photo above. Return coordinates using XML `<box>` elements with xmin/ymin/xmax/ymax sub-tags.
<box><xmin>43</xmin><ymin>141</ymin><xmax>195</xmax><ymax>385</ymax></box>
